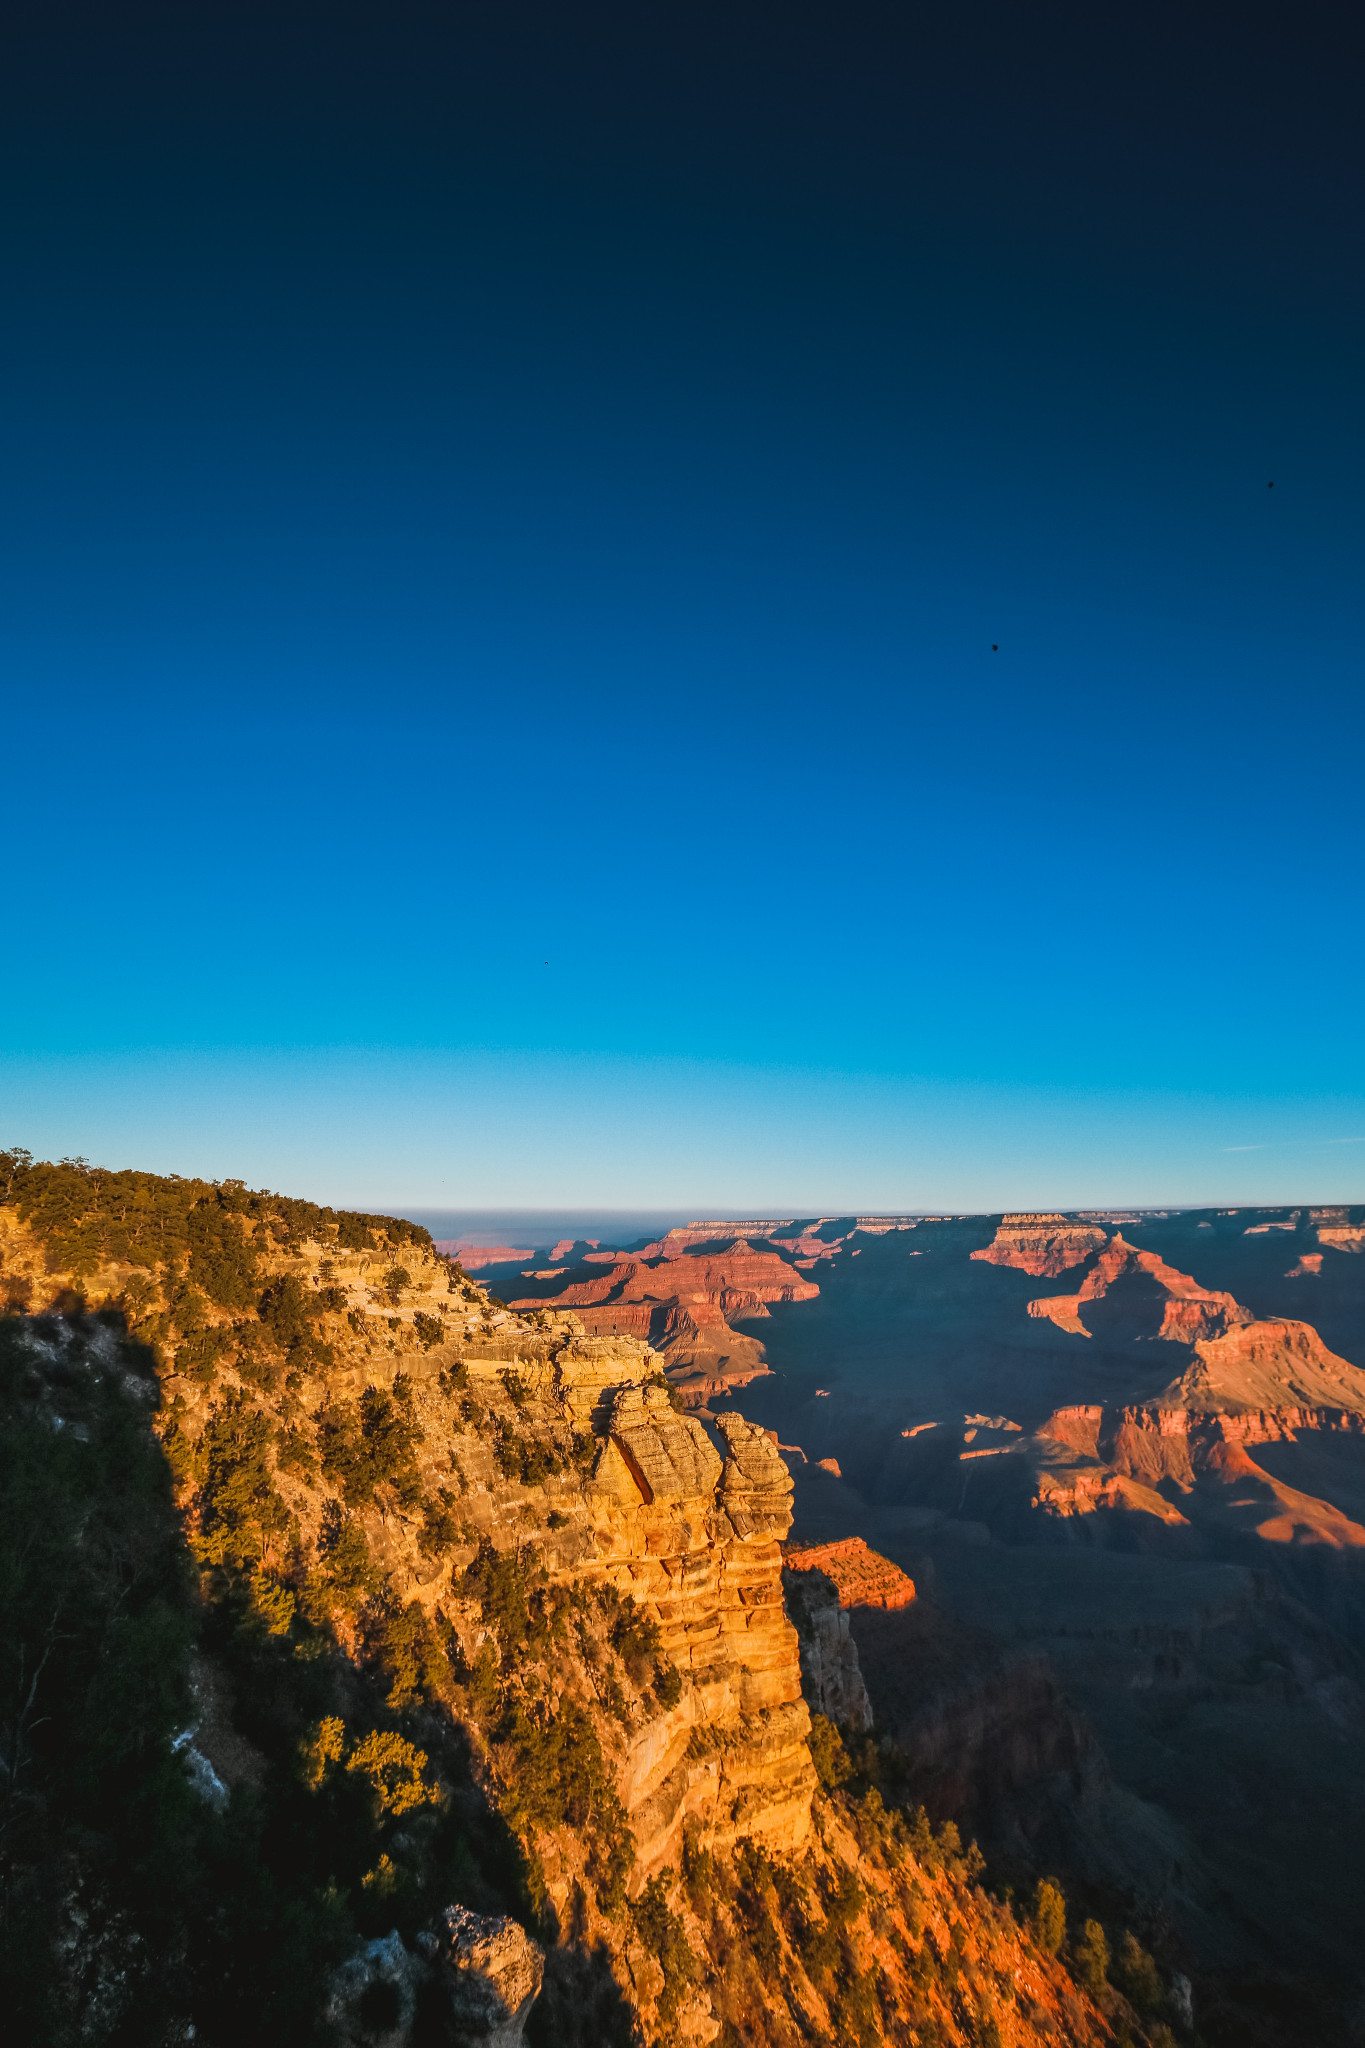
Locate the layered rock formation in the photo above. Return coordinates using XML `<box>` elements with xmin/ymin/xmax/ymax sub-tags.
<box><xmin>507</xmin><ymin>1240</ymin><xmax>819</xmax><ymax>1397</ymax></box>
<box><xmin>784</xmin><ymin>1535</ymin><xmax>917</xmax><ymax>1611</ymax></box>
<box><xmin>605</xmin><ymin>1222</ymin><xmax>791</xmax><ymax>1261</ymax></box>
<box><xmin>1158</xmin><ymin>1316</ymin><xmax>1365</xmax><ymax>1414</ymax></box>
<box><xmin>552</xmin><ymin>1386</ymin><xmax>816</xmax><ymax>1868</ymax></box>
<box><xmin>435</xmin><ymin>1242</ymin><xmax>536</xmax><ymax>1270</ymax></box>
<box><xmin>1028</xmin><ymin>1338</ymin><xmax>1365</xmax><ymax>1543</ymax></box>
<box><xmin>1312</xmin><ymin>1207</ymin><xmax>1365</xmax><ymax>1252</ymax></box>
<box><xmin>320</xmin><ymin>1323</ymin><xmax>820</xmax><ymax>1877</ymax></box>
<box><xmin>780</xmin><ymin>1537</ymin><xmax>918</xmax><ymax>1737</ymax></box>
<box><xmin>1027</xmin><ymin>1233</ymin><xmax>1252</xmax><ymax>1344</ymax></box>
<box><xmin>0</xmin><ymin>1179</ymin><xmax>817</xmax><ymax>1891</ymax></box>
<box><xmin>971</xmin><ymin>1214</ymin><xmax>1110</xmax><ymax>1277</ymax></box>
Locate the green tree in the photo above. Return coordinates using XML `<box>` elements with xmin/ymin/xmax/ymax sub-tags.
<box><xmin>632</xmin><ymin>1874</ymin><xmax>696</xmax><ymax>2026</ymax></box>
<box><xmin>198</xmin><ymin>1388</ymin><xmax>286</xmax><ymax>1563</ymax></box>
<box><xmin>382</xmin><ymin>1265</ymin><xmax>411</xmax><ymax>1304</ymax></box>
<box><xmin>807</xmin><ymin>1712</ymin><xmax>851</xmax><ymax>1790</ymax></box>
<box><xmin>1073</xmin><ymin>1918</ymin><xmax>1109</xmax><ymax>1996</ymax></box>
<box><xmin>1032</xmin><ymin>1878</ymin><xmax>1066</xmax><ymax>1957</ymax></box>
<box><xmin>1114</xmin><ymin>1930</ymin><xmax>1162</xmax><ymax>2013</ymax></box>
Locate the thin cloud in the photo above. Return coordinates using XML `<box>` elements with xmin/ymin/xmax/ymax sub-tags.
<box><xmin>1220</xmin><ymin>1144</ymin><xmax>1265</xmax><ymax>1153</ymax></box>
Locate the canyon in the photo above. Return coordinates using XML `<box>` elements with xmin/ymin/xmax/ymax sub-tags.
<box><xmin>471</xmin><ymin>1201</ymin><xmax>1365</xmax><ymax>2047</ymax></box>
<box><xmin>6</xmin><ymin>1157</ymin><xmax>1362</xmax><ymax>2045</ymax></box>
<box><xmin>0</xmin><ymin>1160</ymin><xmax>1123</xmax><ymax>2048</ymax></box>
<box><xmin>503</xmin><ymin>1238</ymin><xmax>820</xmax><ymax>1400</ymax></box>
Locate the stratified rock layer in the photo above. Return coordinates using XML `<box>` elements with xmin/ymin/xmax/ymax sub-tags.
<box><xmin>341</xmin><ymin>1325</ymin><xmax>822</xmax><ymax>1877</ymax></box>
<box><xmin>785</xmin><ymin>1536</ymin><xmax>917</xmax><ymax>1610</ymax></box>
<box><xmin>546</xmin><ymin>1380</ymin><xmax>816</xmax><ymax>1869</ymax></box>
<box><xmin>508</xmin><ymin>1239</ymin><xmax>820</xmax><ymax>1394</ymax></box>
<box><xmin>1027</xmin><ymin>1233</ymin><xmax>1252</xmax><ymax>1343</ymax></box>
<box><xmin>1161</xmin><ymin>1317</ymin><xmax>1365</xmax><ymax>1414</ymax></box>
<box><xmin>971</xmin><ymin>1214</ymin><xmax>1109</xmax><ymax>1277</ymax></box>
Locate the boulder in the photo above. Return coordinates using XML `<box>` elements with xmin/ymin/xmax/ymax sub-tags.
<box><xmin>326</xmin><ymin>1908</ymin><xmax>544</xmax><ymax>2048</ymax></box>
<box><xmin>426</xmin><ymin>1907</ymin><xmax>545</xmax><ymax>2046</ymax></box>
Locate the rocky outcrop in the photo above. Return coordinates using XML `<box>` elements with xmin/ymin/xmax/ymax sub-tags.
<box><xmin>1158</xmin><ymin>1317</ymin><xmax>1365</xmax><ymax>1414</ymax></box>
<box><xmin>435</xmin><ymin>1353</ymin><xmax>818</xmax><ymax>1873</ymax></box>
<box><xmin>781</xmin><ymin>1564</ymin><xmax>873</xmax><ymax>1732</ymax></box>
<box><xmin>600</xmin><ymin>1405</ymin><xmax>815</xmax><ymax>1866</ymax></box>
<box><xmin>1030</xmin><ymin>1388</ymin><xmax>1365</xmax><ymax>1544</ymax></box>
<box><xmin>785</xmin><ymin>1536</ymin><xmax>917</xmax><ymax>1611</ymax></box>
<box><xmin>512</xmin><ymin>1243</ymin><xmax>818</xmax><ymax>1321</ymax></box>
<box><xmin>328</xmin><ymin>1932</ymin><xmax>423</xmax><ymax>2048</ymax></box>
<box><xmin>507</xmin><ymin>1241</ymin><xmax>819</xmax><ymax>1393</ymax></box>
<box><xmin>0</xmin><ymin>1161</ymin><xmax>1137</xmax><ymax>2048</ymax></box>
<box><xmin>769</xmin><ymin>1224</ymin><xmax>849</xmax><ymax>1263</ymax></box>
<box><xmin>1030</xmin><ymin>1410</ymin><xmax>1194</xmax><ymax>1530</ymax></box>
<box><xmin>427</xmin><ymin>1908</ymin><xmax>545</xmax><ymax>2046</ymax></box>
<box><xmin>1312</xmin><ymin>1208</ymin><xmax>1365</xmax><ymax>1253</ymax></box>
<box><xmin>781</xmin><ymin>1537</ymin><xmax>917</xmax><ymax>1740</ymax></box>
<box><xmin>1027</xmin><ymin>1234</ymin><xmax>1252</xmax><ymax>1345</ymax></box>
<box><xmin>971</xmin><ymin>1214</ymin><xmax>1109</xmax><ymax>1277</ymax></box>
<box><xmin>111</xmin><ymin>1199</ymin><xmax>819</xmax><ymax>1891</ymax></box>
<box><xmin>327</xmin><ymin>1909</ymin><xmax>545</xmax><ymax>2048</ymax></box>
<box><xmin>633</xmin><ymin>1222</ymin><xmax>797</xmax><ymax>1258</ymax></box>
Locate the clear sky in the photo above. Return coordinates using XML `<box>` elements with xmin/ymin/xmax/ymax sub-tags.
<box><xmin>3</xmin><ymin>2</ymin><xmax>1363</xmax><ymax>1212</ymax></box>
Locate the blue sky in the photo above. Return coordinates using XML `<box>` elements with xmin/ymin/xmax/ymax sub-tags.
<box><xmin>3</xmin><ymin>2</ymin><xmax>1362</xmax><ymax>1210</ymax></box>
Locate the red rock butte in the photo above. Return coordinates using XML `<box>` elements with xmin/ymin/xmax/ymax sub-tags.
<box><xmin>1027</xmin><ymin>1232</ymin><xmax>1252</xmax><ymax>1344</ymax></box>
<box><xmin>971</xmin><ymin>1213</ymin><xmax>1110</xmax><ymax>1277</ymax></box>
<box><xmin>784</xmin><ymin>1537</ymin><xmax>916</xmax><ymax>1611</ymax></box>
<box><xmin>507</xmin><ymin>1240</ymin><xmax>819</xmax><ymax>1391</ymax></box>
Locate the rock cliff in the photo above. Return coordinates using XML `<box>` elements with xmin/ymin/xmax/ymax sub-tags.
<box><xmin>780</xmin><ymin>1564</ymin><xmax>874</xmax><ymax>1733</ymax></box>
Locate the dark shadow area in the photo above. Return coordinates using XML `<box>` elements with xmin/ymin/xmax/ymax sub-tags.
<box><xmin>0</xmin><ymin>1303</ymin><xmax>547</xmax><ymax>2047</ymax></box>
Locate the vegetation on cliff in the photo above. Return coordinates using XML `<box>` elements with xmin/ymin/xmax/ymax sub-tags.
<box><xmin>0</xmin><ymin>1154</ymin><xmax>1153</xmax><ymax>2047</ymax></box>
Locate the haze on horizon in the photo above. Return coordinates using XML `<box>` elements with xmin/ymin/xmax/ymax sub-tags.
<box><xmin>3</xmin><ymin>2</ymin><xmax>1362</xmax><ymax>1213</ymax></box>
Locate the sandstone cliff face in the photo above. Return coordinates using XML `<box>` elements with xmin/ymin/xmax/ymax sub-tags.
<box><xmin>556</xmin><ymin>1385</ymin><xmax>816</xmax><ymax>1870</ymax></box>
<box><xmin>316</xmin><ymin>1318</ymin><xmax>817</xmax><ymax>1876</ymax></box>
<box><xmin>780</xmin><ymin>1539</ymin><xmax>919</xmax><ymax>1736</ymax></box>
<box><xmin>971</xmin><ymin>1214</ymin><xmax>1109</xmax><ymax>1277</ymax></box>
<box><xmin>0</xmin><ymin>1188</ymin><xmax>817</xmax><ymax>1887</ymax></box>
<box><xmin>1312</xmin><ymin>1207</ymin><xmax>1365</xmax><ymax>1253</ymax></box>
